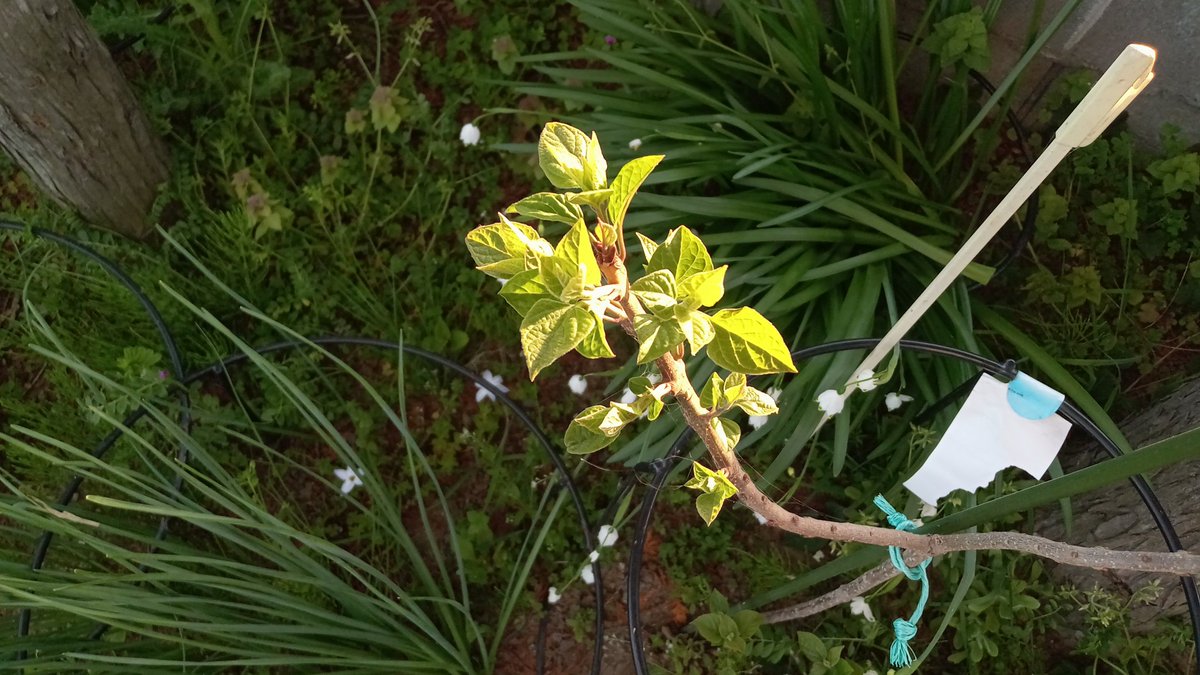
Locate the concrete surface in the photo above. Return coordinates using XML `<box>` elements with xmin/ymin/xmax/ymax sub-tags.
<box><xmin>986</xmin><ymin>0</ymin><xmax>1200</xmax><ymax>144</ymax></box>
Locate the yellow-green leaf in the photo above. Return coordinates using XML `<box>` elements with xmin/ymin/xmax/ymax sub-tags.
<box><xmin>631</xmin><ymin>269</ymin><xmax>677</xmax><ymax>316</ymax></box>
<box><xmin>465</xmin><ymin>220</ymin><xmax>545</xmax><ymax>279</ymax></box>
<box><xmin>635</xmin><ymin>232</ymin><xmax>659</xmax><ymax>263</ymax></box>
<box><xmin>676</xmin><ymin>307</ymin><xmax>716</xmax><ymax>354</ymax></box>
<box><xmin>678</xmin><ymin>265</ymin><xmax>727</xmax><ymax>308</ymax></box>
<box><xmin>684</xmin><ymin>461</ymin><xmax>738</xmax><ymax>496</ymax></box>
<box><xmin>507</xmin><ymin>192</ymin><xmax>584</xmax><ymax>225</ymax></box>
<box><xmin>607</xmin><ymin>155</ymin><xmax>664</xmax><ymax>227</ymax></box>
<box><xmin>699</xmin><ymin>372</ymin><xmax>724</xmax><ymax>410</ymax></box>
<box><xmin>695</xmin><ymin>491</ymin><xmax>727</xmax><ymax>526</ymax></box>
<box><xmin>564</xmin><ymin>189</ymin><xmax>613</xmax><ymax>207</ymax></box>
<box><xmin>498</xmin><ymin>269</ymin><xmax>551</xmax><ymax>316</ymax></box>
<box><xmin>565</xmin><ymin>407</ymin><xmax>618</xmax><ymax>455</ymax></box>
<box><xmin>647</xmin><ymin>226</ymin><xmax>713</xmax><ymax>283</ymax></box>
<box><xmin>538</xmin><ymin>122</ymin><xmax>589</xmax><ymax>189</ymax></box>
<box><xmin>684</xmin><ymin>461</ymin><xmax>738</xmax><ymax>525</ymax></box>
<box><xmin>520</xmin><ymin>299</ymin><xmax>596</xmax><ymax>379</ymax></box>
<box><xmin>634</xmin><ymin>313</ymin><xmax>685</xmax><ymax>364</ymax></box>
<box><xmin>711</xmin><ymin>417</ymin><xmax>741</xmax><ymax>452</ymax></box>
<box><xmin>582</xmin><ymin>130</ymin><xmax>608</xmax><ymax>191</ymax></box>
<box><xmin>576</xmin><ymin>321</ymin><xmax>615</xmax><ymax>359</ymax></box>
<box><xmin>722</xmin><ymin>373</ymin><xmax>746</xmax><ymax>405</ymax></box>
<box><xmin>538</xmin><ymin>255</ymin><xmax>578</xmax><ymax>298</ymax></box>
<box><xmin>554</xmin><ymin>220</ymin><xmax>601</xmax><ymax>287</ymax></box>
<box><xmin>708</xmin><ymin>307</ymin><xmax>797</xmax><ymax>374</ymax></box>
<box><xmin>733</xmin><ymin>386</ymin><xmax>779</xmax><ymax>416</ymax></box>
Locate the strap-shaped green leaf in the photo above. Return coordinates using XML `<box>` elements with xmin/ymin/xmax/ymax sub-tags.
<box><xmin>607</xmin><ymin>155</ymin><xmax>665</xmax><ymax>228</ymax></box>
<box><xmin>520</xmin><ymin>299</ymin><xmax>596</xmax><ymax>379</ymax></box>
<box><xmin>708</xmin><ymin>307</ymin><xmax>797</xmax><ymax>374</ymax></box>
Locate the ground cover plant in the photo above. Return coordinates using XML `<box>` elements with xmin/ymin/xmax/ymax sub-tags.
<box><xmin>0</xmin><ymin>1</ymin><xmax>1198</xmax><ymax>673</ymax></box>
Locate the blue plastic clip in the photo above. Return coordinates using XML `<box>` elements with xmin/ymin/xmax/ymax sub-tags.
<box><xmin>1006</xmin><ymin>372</ymin><xmax>1065</xmax><ymax>420</ymax></box>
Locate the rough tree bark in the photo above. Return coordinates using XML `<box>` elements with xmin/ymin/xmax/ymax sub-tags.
<box><xmin>0</xmin><ymin>0</ymin><xmax>168</xmax><ymax>239</ymax></box>
<box><xmin>1036</xmin><ymin>377</ymin><xmax>1200</xmax><ymax>628</ymax></box>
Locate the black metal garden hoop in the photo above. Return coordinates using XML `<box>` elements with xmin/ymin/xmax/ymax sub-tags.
<box><xmin>623</xmin><ymin>338</ymin><xmax>1200</xmax><ymax>675</ymax></box>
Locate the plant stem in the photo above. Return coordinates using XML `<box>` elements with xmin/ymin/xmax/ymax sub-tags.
<box><xmin>602</xmin><ymin>253</ymin><xmax>1200</xmax><ymax>579</ymax></box>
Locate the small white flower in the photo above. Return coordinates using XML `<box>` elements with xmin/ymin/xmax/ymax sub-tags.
<box><xmin>813</xmin><ymin>549</ymin><xmax>825</xmax><ymax>562</ymax></box>
<box><xmin>816</xmin><ymin>389</ymin><xmax>844</xmax><ymax>416</ymax></box>
<box><xmin>647</xmin><ymin>373</ymin><xmax>662</xmax><ymax>385</ymax></box>
<box><xmin>597</xmin><ymin>524</ymin><xmax>619</xmax><ymax>547</ymax></box>
<box><xmin>334</xmin><ymin>466</ymin><xmax>364</xmax><ymax>494</ymax></box>
<box><xmin>580</xmin><ymin>563</ymin><xmax>595</xmax><ymax>585</ymax></box>
<box><xmin>920</xmin><ymin>500</ymin><xmax>937</xmax><ymax>518</ymax></box>
<box><xmin>705</xmin><ymin>476</ymin><xmax>717</xmax><ymax>491</ymax></box>
<box><xmin>475</xmin><ymin>370</ymin><xmax>509</xmax><ymax>403</ymax></box>
<box><xmin>766</xmin><ymin>386</ymin><xmax>783</xmax><ymax>400</ymax></box>
<box><xmin>588</xmin><ymin>549</ymin><xmax>599</xmax><ymax>563</ymax></box>
<box><xmin>753</xmin><ymin>511</ymin><xmax>768</xmax><ymax>525</ymax></box>
<box><xmin>568</xmin><ymin>374</ymin><xmax>588</xmax><ymax>396</ymax></box>
<box><xmin>855</xmin><ymin>369</ymin><xmax>878</xmax><ymax>392</ymax></box>
<box><xmin>459</xmin><ymin>122</ymin><xmax>481</xmax><ymax>146</ymax></box>
<box><xmin>619</xmin><ymin>387</ymin><xmax>637</xmax><ymax>405</ymax></box>
<box><xmin>548</xmin><ymin>586</ymin><xmax>561</xmax><ymax>604</ymax></box>
<box><xmin>849</xmin><ymin>596</ymin><xmax>875</xmax><ymax>622</ymax></box>
<box><xmin>885</xmin><ymin>392</ymin><xmax>914</xmax><ymax>411</ymax></box>
<box><xmin>497</xmin><ymin>278</ymin><xmax>509</xmax><ymax>288</ymax></box>
<box><xmin>628</xmin><ymin>138</ymin><xmax>642</xmax><ymax>150</ymax></box>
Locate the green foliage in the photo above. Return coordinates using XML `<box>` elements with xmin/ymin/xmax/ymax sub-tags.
<box><xmin>683</xmin><ymin>462</ymin><xmax>738</xmax><ymax>526</ymax></box>
<box><xmin>466</xmin><ymin>124</ymin><xmax>792</xmax><ymax>469</ymax></box>
<box><xmin>992</xmin><ymin>101</ymin><xmax>1200</xmax><ymax>408</ymax></box>
<box><xmin>0</xmin><ymin>298</ymin><xmax>567</xmax><ymax>671</ymax></box>
<box><xmin>521</xmin><ymin>0</ymin><xmax>1085</xmax><ymax>477</ymax></box>
<box><xmin>924</xmin><ymin>7</ymin><xmax>991</xmax><ymax>71</ymax></box>
<box><xmin>707</xmin><ymin>308</ymin><xmax>797</xmax><ymax>375</ymax></box>
<box><xmin>1056</xmin><ymin>582</ymin><xmax>1193</xmax><ymax>674</ymax></box>
<box><xmin>690</xmin><ymin>598</ymin><xmax>764</xmax><ymax>655</ymax></box>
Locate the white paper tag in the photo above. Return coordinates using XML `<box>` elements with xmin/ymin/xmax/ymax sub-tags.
<box><xmin>904</xmin><ymin>373</ymin><xmax>1071</xmax><ymax>505</ymax></box>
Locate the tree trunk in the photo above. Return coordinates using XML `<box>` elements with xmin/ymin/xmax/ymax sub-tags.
<box><xmin>0</xmin><ymin>0</ymin><xmax>168</xmax><ymax>239</ymax></box>
<box><xmin>1036</xmin><ymin>378</ymin><xmax>1200</xmax><ymax>629</ymax></box>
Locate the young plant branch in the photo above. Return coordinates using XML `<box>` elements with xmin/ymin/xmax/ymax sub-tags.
<box><xmin>601</xmin><ymin>255</ymin><xmax>1200</xmax><ymax>578</ymax></box>
<box><xmin>467</xmin><ymin>123</ymin><xmax>1200</xmax><ymax>660</ymax></box>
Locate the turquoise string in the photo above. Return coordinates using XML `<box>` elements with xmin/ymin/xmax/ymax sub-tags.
<box><xmin>873</xmin><ymin>495</ymin><xmax>931</xmax><ymax>668</ymax></box>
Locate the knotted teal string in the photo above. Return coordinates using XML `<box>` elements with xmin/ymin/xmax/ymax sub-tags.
<box><xmin>873</xmin><ymin>495</ymin><xmax>931</xmax><ymax>668</ymax></box>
